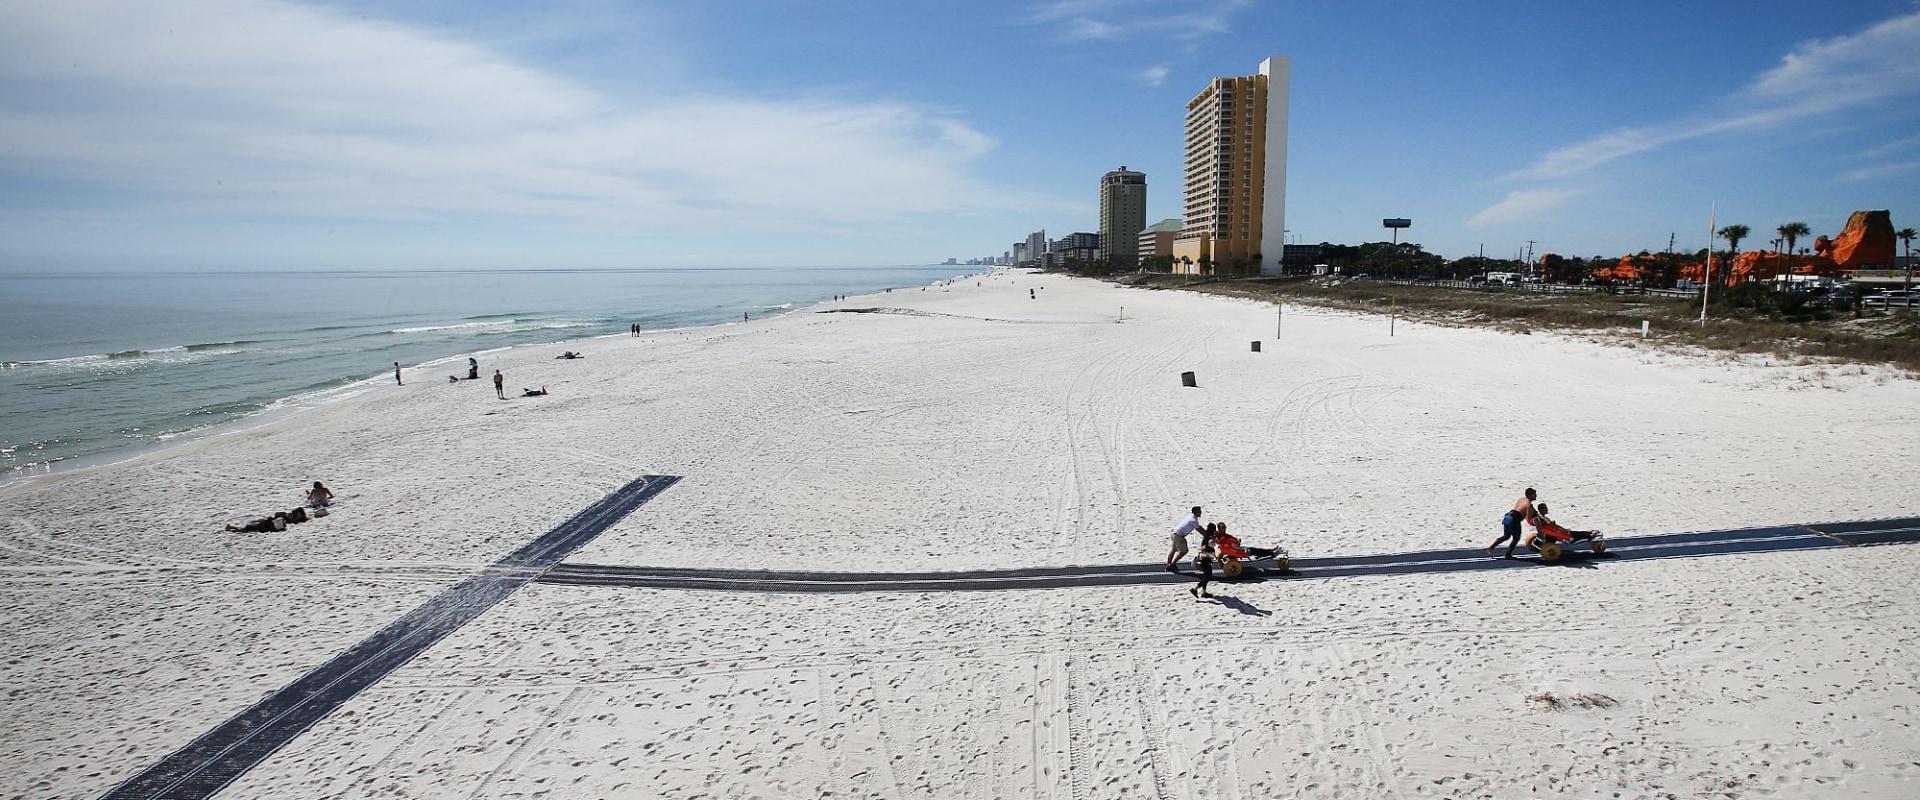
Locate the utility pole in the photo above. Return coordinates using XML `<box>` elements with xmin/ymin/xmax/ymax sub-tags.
<box><xmin>1526</xmin><ymin>240</ymin><xmax>1536</xmax><ymax>280</ymax></box>
<box><xmin>1702</xmin><ymin>203</ymin><xmax>1716</xmax><ymax>324</ymax></box>
<box><xmin>1667</xmin><ymin>232</ymin><xmax>1676</xmax><ymax>287</ymax></box>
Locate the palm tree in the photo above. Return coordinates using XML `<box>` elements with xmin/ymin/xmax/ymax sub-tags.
<box><xmin>1776</xmin><ymin>222</ymin><xmax>1811</xmax><ymax>283</ymax></box>
<box><xmin>1776</xmin><ymin>222</ymin><xmax>1810</xmax><ymax>254</ymax></box>
<box><xmin>1717</xmin><ymin>224</ymin><xmax>1749</xmax><ymax>286</ymax></box>
<box><xmin>1898</xmin><ymin>227</ymin><xmax>1916</xmax><ymax>293</ymax></box>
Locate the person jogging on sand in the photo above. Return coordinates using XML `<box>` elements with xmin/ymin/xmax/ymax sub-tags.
<box><xmin>1168</xmin><ymin>506</ymin><xmax>1202</xmax><ymax>571</ymax></box>
<box><xmin>1488</xmin><ymin>487</ymin><xmax>1538</xmax><ymax>559</ymax></box>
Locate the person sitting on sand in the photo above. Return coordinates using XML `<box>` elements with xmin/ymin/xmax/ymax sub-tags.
<box><xmin>306</xmin><ymin>481</ymin><xmax>334</xmax><ymax>508</ymax></box>
<box><xmin>522</xmin><ymin>386</ymin><xmax>548</xmax><ymax>397</ymax></box>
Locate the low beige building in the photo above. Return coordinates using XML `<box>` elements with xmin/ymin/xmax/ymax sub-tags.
<box><xmin>1137</xmin><ymin>218</ymin><xmax>1182</xmax><ymax>264</ymax></box>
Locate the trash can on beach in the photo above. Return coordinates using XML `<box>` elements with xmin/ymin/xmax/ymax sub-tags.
<box><xmin>1180</xmin><ymin>371</ymin><xmax>1197</xmax><ymax>387</ymax></box>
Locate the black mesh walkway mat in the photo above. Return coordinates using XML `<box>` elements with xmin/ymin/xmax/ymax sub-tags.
<box><xmin>100</xmin><ymin>474</ymin><xmax>680</xmax><ymax>800</ymax></box>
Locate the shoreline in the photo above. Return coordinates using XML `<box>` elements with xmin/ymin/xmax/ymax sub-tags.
<box><xmin>0</xmin><ymin>268</ymin><xmax>987</xmax><ymax>493</ymax></box>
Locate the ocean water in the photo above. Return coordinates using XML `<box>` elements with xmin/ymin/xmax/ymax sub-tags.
<box><xmin>0</xmin><ymin>265</ymin><xmax>978</xmax><ymax>482</ymax></box>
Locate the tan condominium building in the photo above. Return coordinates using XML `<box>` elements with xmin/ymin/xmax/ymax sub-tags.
<box><xmin>1174</xmin><ymin>55</ymin><xmax>1290</xmax><ymax>276</ymax></box>
<box><xmin>1098</xmin><ymin>166</ymin><xmax>1147</xmax><ymax>265</ymax></box>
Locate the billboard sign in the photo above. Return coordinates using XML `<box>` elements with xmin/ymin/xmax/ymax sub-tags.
<box><xmin>1382</xmin><ymin>218</ymin><xmax>1411</xmax><ymax>228</ymax></box>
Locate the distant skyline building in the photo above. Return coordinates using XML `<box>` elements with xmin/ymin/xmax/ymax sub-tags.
<box><xmin>1174</xmin><ymin>55</ymin><xmax>1290</xmax><ymax>276</ymax></box>
<box><xmin>1024</xmin><ymin>230</ymin><xmax>1048</xmax><ymax>267</ymax></box>
<box><xmin>1098</xmin><ymin>166</ymin><xmax>1147</xmax><ymax>266</ymax></box>
<box><xmin>1053</xmin><ymin>231</ymin><xmax>1101</xmax><ymax>265</ymax></box>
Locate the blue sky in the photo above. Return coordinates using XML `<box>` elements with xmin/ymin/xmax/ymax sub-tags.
<box><xmin>2</xmin><ymin>0</ymin><xmax>1917</xmax><ymax>270</ymax></box>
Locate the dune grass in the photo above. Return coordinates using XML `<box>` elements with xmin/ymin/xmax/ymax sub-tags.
<box><xmin>1122</xmin><ymin>275</ymin><xmax>1920</xmax><ymax>374</ymax></box>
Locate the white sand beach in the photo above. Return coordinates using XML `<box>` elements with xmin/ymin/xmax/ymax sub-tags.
<box><xmin>5</xmin><ymin>269</ymin><xmax>1920</xmax><ymax>799</ymax></box>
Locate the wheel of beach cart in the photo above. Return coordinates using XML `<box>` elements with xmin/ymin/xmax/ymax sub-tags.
<box><xmin>1222</xmin><ymin>560</ymin><xmax>1245</xmax><ymax>579</ymax></box>
<box><xmin>1275</xmin><ymin>558</ymin><xmax>1290</xmax><ymax>572</ymax></box>
<box><xmin>1538</xmin><ymin>542</ymin><xmax>1563</xmax><ymax>563</ymax></box>
<box><xmin>1591</xmin><ymin>540</ymin><xmax>1607</xmax><ymax>555</ymax></box>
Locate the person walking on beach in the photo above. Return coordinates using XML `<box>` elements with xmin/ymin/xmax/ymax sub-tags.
<box><xmin>493</xmin><ymin>369</ymin><xmax>506</xmax><ymax>399</ymax></box>
<box><xmin>1190</xmin><ymin>523</ymin><xmax>1218</xmax><ymax>599</ymax></box>
<box><xmin>1168</xmin><ymin>506</ymin><xmax>1202</xmax><ymax>571</ymax></box>
<box><xmin>393</xmin><ymin>362</ymin><xmax>403</xmax><ymax>386</ymax></box>
<box><xmin>1488</xmin><ymin>487</ymin><xmax>1538</xmax><ymax>559</ymax></box>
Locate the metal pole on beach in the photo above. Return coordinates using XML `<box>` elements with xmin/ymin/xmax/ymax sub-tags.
<box><xmin>1701</xmin><ymin>203</ymin><xmax>1715</xmax><ymax>324</ymax></box>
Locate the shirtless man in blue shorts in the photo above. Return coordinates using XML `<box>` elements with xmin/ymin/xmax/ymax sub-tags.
<box><xmin>1488</xmin><ymin>488</ymin><xmax>1537</xmax><ymax>559</ymax></box>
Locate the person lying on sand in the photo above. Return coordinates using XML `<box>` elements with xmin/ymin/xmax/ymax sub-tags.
<box><xmin>522</xmin><ymin>386</ymin><xmax>548</xmax><ymax>397</ymax></box>
<box><xmin>227</xmin><ymin>513</ymin><xmax>288</xmax><ymax>533</ymax></box>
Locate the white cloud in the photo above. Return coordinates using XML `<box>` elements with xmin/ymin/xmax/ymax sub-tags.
<box><xmin>1468</xmin><ymin>189</ymin><xmax>1577</xmax><ymax>228</ymax></box>
<box><xmin>1841</xmin><ymin>160</ymin><xmax>1920</xmax><ymax>183</ymax></box>
<box><xmin>1862</xmin><ymin>135</ymin><xmax>1920</xmax><ymax>160</ymax></box>
<box><xmin>1507</xmin><ymin>9</ymin><xmax>1920</xmax><ymax>181</ymax></box>
<box><xmin>1024</xmin><ymin>0</ymin><xmax>1248</xmax><ymax>43</ymax></box>
<box><xmin>1138</xmin><ymin>65</ymin><xmax>1170</xmax><ymax>87</ymax></box>
<box><xmin>0</xmin><ymin>0</ymin><xmax>1013</xmax><ymax>235</ymax></box>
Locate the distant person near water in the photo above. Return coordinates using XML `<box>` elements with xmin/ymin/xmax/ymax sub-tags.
<box><xmin>393</xmin><ymin>362</ymin><xmax>403</xmax><ymax>386</ymax></box>
<box><xmin>1168</xmin><ymin>506</ymin><xmax>1202</xmax><ymax>571</ymax></box>
<box><xmin>467</xmin><ymin>357</ymin><xmax>479</xmax><ymax>380</ymax></box>
<box><xmin>493</xmin><ymin>369</ymin><xmax>505</xmax><ymax>399</ymax></box>
<box><xmin>1488</xmin><ymin>487</ymin><xmax>1538</xmax><ymax>559</ymax></box>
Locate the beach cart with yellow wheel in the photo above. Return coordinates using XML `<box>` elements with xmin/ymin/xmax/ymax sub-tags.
<box><xmin>1529</xmin><ymin>519</ymin><xmax>1605</xmax><ymax>563</ymax></box>
<box><xmin>1212</xmin><ymin>523</ymin><xmax>1291</xmax><ymax>577</ymax></box>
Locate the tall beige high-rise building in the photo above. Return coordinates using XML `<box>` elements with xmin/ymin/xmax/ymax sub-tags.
<box><xmin>1098</xmin><ymin>166</ymin><xmax>1146</xmax><ymax>265</ymax></box>
<box><xmin>1174</xmin><ymin>56</ymin><xmax>1290</xmax><ymax>276</ymax></box>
